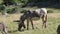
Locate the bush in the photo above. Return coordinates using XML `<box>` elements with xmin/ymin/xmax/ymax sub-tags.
<box><xmin>47</xmin><ymin>10</ymin><xmax>53</xmax><ymax>13</ymax></box>
<box><xmin>7</xmin><ymin>8</ymin><xmax>17</xmax><ymax>14</ymax></box>
<box><xmin>20</xmin><ymin>10</ymin><xmax>27</xmax><ymax>13</ymax></box>
<box><xmin>0</xmin><ymin>4</ymin><xmax>5</xmax><ymax>11</ymax></box>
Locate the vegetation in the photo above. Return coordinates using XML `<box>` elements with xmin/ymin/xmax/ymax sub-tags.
<box><xmin>0</xmin><ymin>13</ymin><xmax>60</xmax><ymax>34</ymax></box>
<box><xmin>7</xmin><ymin>7</ymin><xmax>17</xmax><ymax>14</ymax></box>
<box><xmin>0</xmin><ymin>0</ymin><xmax>60</xmax><ymax>34</ymax></box>
<box><xmin>47</xmin><ymin>10</ymin><xmax>53</xmax><ymax>13</ymax></box>
<box><xmin>0</xmin><ymin>0</ymin><xmax>59</xmax><ymax>14</ymax></box>
<box><xmin>0</xmin><ymin>4</ymin><xmax>5</xmax><ymax>11</ymax></box>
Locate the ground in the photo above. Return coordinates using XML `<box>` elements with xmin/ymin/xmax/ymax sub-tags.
<box><xmin>0</xmin><ymin>12</ymin><xmax>60</xmax><ymax>34</ymax></box>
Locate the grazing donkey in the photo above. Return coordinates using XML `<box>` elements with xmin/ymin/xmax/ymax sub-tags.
<box><xmin>16</xmin><ymin>8</ymin><xmax>47</xmax><ymax>31</ymax></box>
<box><xmin>0</xmin><ymin>22</ymin><xmax>8</xmax><ymax>34</ymax></box>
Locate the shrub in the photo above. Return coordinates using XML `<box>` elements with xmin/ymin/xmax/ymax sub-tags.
<box><xmin>3</xmin><ymin>0</ymin><xmax>17</xmax><ymax>6</ymax></box>
<box><xmin>7</xmin><ymin>8</ymin><xmax>17</xmax><ymax>14</ymax></box>
<box><xmin>47</xmin><ymin>10</ymin><xmax>53</xmax><ymax>13</ymax></box>
<box><xmin>0</xmin><ymin>4</ymin><xmax>5</xmax><ymax>11</ymax></box>
<box><xmin>20</xmin><ymin>10</ymin><xmax>27</xmax><ymax>13</ymax></box>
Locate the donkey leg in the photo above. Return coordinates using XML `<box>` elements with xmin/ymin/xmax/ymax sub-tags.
<box><xmin>42</xmin><ymin>18</ymin><xmax>44</xmax><ymax>28</ymax></box>
<box><xmin>42</xmin><ymin>15</ymin><xmax>47</xmax><ymax>28</ymax></box>
<box><xmin>30</xmin><ymin>18</ymin><xmax>34</xmax><ymax>29</ymax></box>
<box><xmin>45</xmin><ymin>15</ymin><xmax>47</xmax><ymax>28</ymax></box>
<box><xmin>27</xmin><ymin>19</ymin><xmax>29</xmax><ymax>30</ymax></box>
<box><xmin>22</xmin><ymin>22</ymin><xmax>26</xmax><ymax>29</ymax></box>
<box><xmin>44</xmin><ymin>20</ymin><xmax>47</xmax><ymax>28</ymax></box>
<box><xmin>1</xmin><ymin>30</ymin><xmax>6</xmax><ymax>34</ymax></box>
<box><xmin>3</xmin><ymin>29</ymin><xmax>8</xmax><ymax>34</ymax></box>
<box><xmin>1</xmin><ymin>31</ymin><xmax>4</xmax><ymax>34</ymax></box>
<box><xmin>42</xmin><ymin>15</ymin><xmax>44</xmax><ymax>28</ymax></box>
<box><xmin>18</xmin><ymin>23</ymin><xmax>23</xmax><ymax>31</ymax></box>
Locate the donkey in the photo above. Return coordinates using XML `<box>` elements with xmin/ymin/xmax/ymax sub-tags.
<box><xmin>16</xmin><ymin>8</ymin><xmax>47</xmax><ymax>31</ymax></box>
<box><xmin>0</xmin><ymin>22</ymin><xmax>8</xmax><ymax>34</ymax></box>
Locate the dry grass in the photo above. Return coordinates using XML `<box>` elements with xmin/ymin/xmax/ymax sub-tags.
<box><xmin>0</xmin><ymin>13</ymin><xmax>60</xmax><ymax>34</ymax></box>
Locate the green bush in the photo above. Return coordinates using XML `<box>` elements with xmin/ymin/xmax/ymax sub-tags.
<box><xmin>47</xmin><ymin>10</ymin><xmax>53</xmax><ymax>13</ymax></box>
<box><xmin>7</xmin><ymin>8</ymin><xmax>17</xmax><ymax>14</ymax></box>
<box><xmin>20</xmin><ymin>0</ymin><xmax>28</xmax><ymax>4</ymax></box>
<box><xmin>20</xmin><ymin>10</ymin><xmax>27</xmax><ymax>13</ymax></box>
<box><xmin>0</xmin><ymin>5</ymin><xmax>5</xmax><ymax>11</ymax></box>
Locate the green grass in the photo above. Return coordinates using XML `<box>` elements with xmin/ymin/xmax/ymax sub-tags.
<box><xmin>0</xmin><ymin>13</ymin><xmax>60</xmax><ymax>34</ymax></box>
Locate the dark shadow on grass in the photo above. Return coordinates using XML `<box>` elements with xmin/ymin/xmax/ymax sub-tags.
<box><xmin>57</xmin><ymin>24</ymin><xmax>60</xmax><ymax>34</ymax></box>
<box><xmin>8</xmin><ymin>30</ymin><xmax>18</xmax><ymax>33</ymax></box>
<box><xmin>32</xmin><ymin>17</ymin><xmax>40</xmax><ymax>21</ymax></box>
<box><xmin>13</xmin><ymin>20</ymin><xmax>20</xmax><ymax>22</ymax></box>
<box><xmin>8</xmin><ymin>29</ymin><xmax>25</xmax><ymax>33</ymax></box>
<box><xmin>19</xmin><ymin>29</ymin><xmax>25</xmax><ymax>32</ymax></box>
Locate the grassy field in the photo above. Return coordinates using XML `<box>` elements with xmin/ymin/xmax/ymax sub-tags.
<box><xmin>0</xmin><ymin>13</ymin><xmax>60</xmax><ymax>34</ymax></box>
<box><xmin>0</xmin><ymin>0</ymin><xmax>60</xmax><ymax>34</ymax></box>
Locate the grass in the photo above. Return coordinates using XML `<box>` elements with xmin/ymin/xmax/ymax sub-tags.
<box><xmin>0</xmin><ymin>0</ymin><xmax>60</xmax><ymax>33</ymax></box>
<box><xmin>0</xmin><ymin>13</ymin><xmax>60</xmax><ymax>34</ymax></box>
<box><xmin>0</xmin><ymin>7</ymin><xmax>60</xmax><ymax>34</ymax></box>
